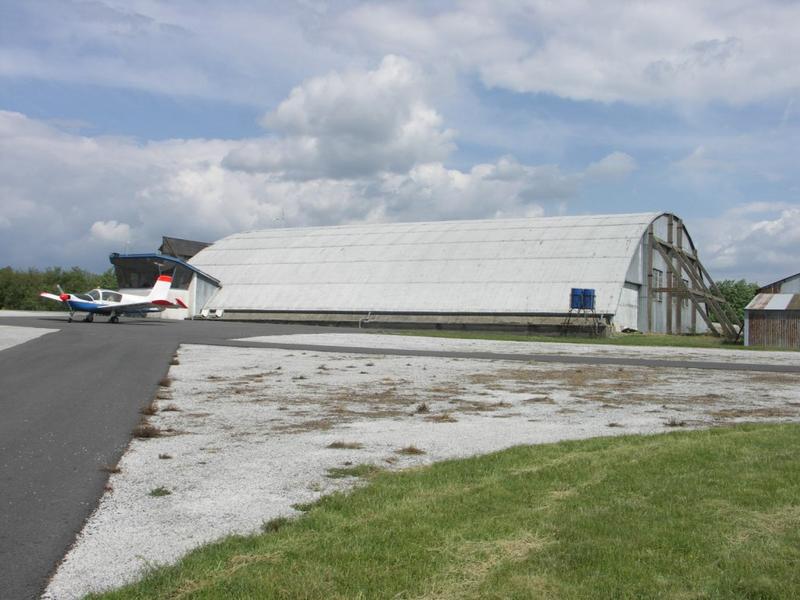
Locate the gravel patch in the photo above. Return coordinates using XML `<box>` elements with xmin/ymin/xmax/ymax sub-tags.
<box><xmin>0</xmin><ymin>324</ymin><xmax>58</xmax><ymax>352</ymax></box>
<box><xmin>237</xmin><ymin>332</ymin><xmax>800</xmax><ymax>366</ymax></box>
<box><xmin>44</xmin><ymin>341</ymin><xmax>800</xmax><ymax>598</ymax></box>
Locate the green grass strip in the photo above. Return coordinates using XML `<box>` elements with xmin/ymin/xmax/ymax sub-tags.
<box><xmin>388</xmin><ymin>329</ymin><xmax>792</xmax><ymax>351</ymax></box>
<box><xmin>94</xmin><ymin>424</ymin><xmax>800</xmax><ymax>599</ymax></box>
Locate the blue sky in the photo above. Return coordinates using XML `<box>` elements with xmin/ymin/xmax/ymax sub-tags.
<box><xmin>0</xmin><ymin>0</ymin><xmax>798</xmax><ymax>283</ymax></box>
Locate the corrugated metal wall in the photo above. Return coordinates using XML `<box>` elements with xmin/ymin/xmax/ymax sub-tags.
<box><xmin>746</xmin><ymin>310</ymin><xmax>800</xmax><ymax>348</ymax></box>
<box><xmin>191</xmin><ymin>213</ymin><xmax>659</xmax><ymax>316</ymax></box>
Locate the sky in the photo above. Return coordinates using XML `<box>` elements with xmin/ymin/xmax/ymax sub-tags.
<box><xmin>0</xmin><ymin>0</ymin><xmax>798</xmax><ymax>284</ymax></box>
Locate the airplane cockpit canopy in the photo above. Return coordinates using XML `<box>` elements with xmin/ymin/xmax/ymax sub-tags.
<box><xmin>102</xmin><ymin>291</ymin><xmax>123</xmax><ymax>302</ymax></box>
<box><xmin>87</xmin><ymin>290</ymin><xmax>101</xmax><ymax>300</ymax></box>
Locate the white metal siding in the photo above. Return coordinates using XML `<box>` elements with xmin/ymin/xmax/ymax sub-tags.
<box><xmin>190</xmin><ymin>213</ymin><xmax>661</xmax><ymax>316</ymax></box>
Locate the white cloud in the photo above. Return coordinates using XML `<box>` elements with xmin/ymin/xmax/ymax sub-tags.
<box><xmin>0</xmin><ymin>1</ymin><xmax>345</xmax><ymax>104</ymax></box>
<box><xmin>585</xmin><ymin>152</ymin><xmax>637</xmax><ymax>181</ymax></box>
<box><xmin>3</xmin><ymin>1</ymin><xmax>798</xmax><ymax>108</ymax></box>
<box><xmin>694</xmin><ymin>203</ymin><xmax>800</xmax><ymax>283</ymax></box>
<box><xmin>89</xmin><ymin>220</ymin><xmax>131</xmax><ymax>243</ymax></box>
<box><xmin>672</xmin><ymin>146</ymin><xmax>730</xmax><ymax>174</ymax></box>
<box><xmin>0</xmin><ymin>105</ymin><xmax>618</xmax><ymax>270</ymax></box>
<box><xmin>342</xmin><ymin>1</ymin><xmax>800</xmax><ymax>106</ymax></box>
<box><xmin>224</xmin><ymin>56</ymin><xmax>455</xmax><ymax>178</ymax></box>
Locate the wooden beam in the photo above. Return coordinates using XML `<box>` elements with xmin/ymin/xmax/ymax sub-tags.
<box><xmin>652</xmin><ymin>243</ymin><xmax>720</xmax><ymax>336</ymax></box>
<box><xmin>675</xmin><ymin>218</ymin><xmax>683</xmax><ymax>333</ymax></box>
<box><xmin>646</xmin><ymin>224</ymin><xmax>654</xmax><ymax>332</ymax></box>
<box><xmin>652</xmin><ymin>236</ymin><xmax>699</xmax><ymax>262</ymax></box>
<box><xmin>669</xmin><ymin>248</ymin><xmax>738</xmax><ymax>340</ymax></box>
<box><xmin>694</xmin><ymin>255</ymin><xmax>743</xmax><ymax>341</ymax></box>
<box><xmin>650</xmin><ymin>288</ymin><xmax>725</xmax><ymax>303</ymax></box>
<box><xmin>666</xmin><ymin>215</ymin><xmax>673</xmax><ymax>335</ymax></box>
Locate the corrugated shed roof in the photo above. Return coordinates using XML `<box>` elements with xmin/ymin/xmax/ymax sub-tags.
<box><xmin>190</xmin><ymin>212</ymin><xmax>662</xmax><ymax>314</ymax></box>
<box><xmin>757</xmin><ymin>272</ymin><xmax>800</xmax><ymax>293</ymax></box>
<box><xmin>746</xmin><ymin>293</ymin><xmax>800</xmax><ymax>311</ymax></box>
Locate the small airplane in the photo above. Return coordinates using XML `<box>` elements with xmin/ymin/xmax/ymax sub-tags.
<box><xmin>40</xmin><ymin>275</ymin><xmax>187</xmax><ymax>323</ymax></box>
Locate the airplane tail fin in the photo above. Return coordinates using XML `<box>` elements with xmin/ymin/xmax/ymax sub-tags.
<box><xmin>148</xmin><ymin>275</ymin><xmax>173</xmax><ymax>303</ymax></box>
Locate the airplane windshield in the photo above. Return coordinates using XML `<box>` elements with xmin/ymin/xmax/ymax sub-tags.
<box><xmin>87</xmin><ymin>289</ymin><xmax>101</xmax><ymax>301</ymax></box>
<box><xmin>102</xmin><ymin>291</ymin><xmax>123</xmax><ymax>302</ymax></box>
<box><xmin>73</xmin><ymin>293</ymin><xmax>92</xmax><ymax>301</ymax></box>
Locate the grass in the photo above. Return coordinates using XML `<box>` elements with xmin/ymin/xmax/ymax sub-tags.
<box><xmin>148</xmin><ymin>486</ymin><xmax>171</xmax><ymax>497</ymax></box>
<box><xmin>92</xmin><ymin>424</ymin><xmax>800</xmax><ymax>599</ymax></box>
<box><xmin>390</xmin><ymin>329</ymin><xmax>768</xmax><ymax>350</ymax></box>
<box><xmin>325</xmin><ymin>463</ymin><xmax>381</xmax><ymax>479</ymax></box>
<box><xmin>261</xmin><ymin>516</ymin><xmax>290</xmax><ymax>533</ymax></box>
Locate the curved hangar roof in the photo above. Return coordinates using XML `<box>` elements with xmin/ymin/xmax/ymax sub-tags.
<box><xmin>190</xmin><ymin>212</ymin><xmax>662</xmax><ymax>315</ymax></box>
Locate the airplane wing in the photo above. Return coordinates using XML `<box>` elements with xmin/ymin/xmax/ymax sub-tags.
<box><xmin>40</xmin><ymin>292</ymin><xmax>65</xmax><ymax>302</ymax></box>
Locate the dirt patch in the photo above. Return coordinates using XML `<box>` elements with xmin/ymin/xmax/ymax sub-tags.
<box><xmin>710</xmin><ymin>407</ymin><xmax>799</xmax><ymax>419</ymax></box>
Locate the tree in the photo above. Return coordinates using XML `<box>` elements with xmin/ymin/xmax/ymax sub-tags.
<box><xmin>0</xmin><ymin>266</ymin><xmax>119</xmax><ymax>310</ymax></box>
<box><xmin>714</xmin><ymin>279</ymin><xmax>760</xmax><ymax>322</ymax></box>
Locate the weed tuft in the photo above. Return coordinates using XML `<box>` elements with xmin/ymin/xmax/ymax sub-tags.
<box><xmin>149</xmin><ymin>486</ymin><xmax>171</xmax><ymax>497</ymax></box>
<box><xmin>140</xmin><ymin>401</ymin><xmax>158</xmax><ymax>416</ymax></box>
<box><xmin>327</xmin><ymin>441</ymin><xmax>364</xmax><ymax>450</ymax></box>
<box><xmin>396</xmin><ymin>445</ymin><xmax>426</xmax><ymax>455</ymax></box>
<box><xmin>133</xmin><ymin>423</ymin><xmax>162</xmax><ymax>438</ymax></box>
<box><xmin>665</xmin><ymin>417</ymin><xmax>688</xmax><ymax>427</ymax></box>
<box><xmin>607</xmin><ymin>422</ymin><xmax>624</xmax><ymax>428</ymax></box>
<box><xmin>158</xmin><ymin>377</ymin><xmax>172</xmax><ymax>388</ymax></box>
<box><xmin>425</xmin><ymin>413</ymin><xmax>458</xmax><ymax>423</ymax></box>
<box><xmin>414</xmin><ymin>403</ymin><xmax>430</xmax><ymax>414</ymax></box>
<box><xmin>158</xmin><ymin>453</ymin><xmax>173</xmax><ymax>460</ymax></box>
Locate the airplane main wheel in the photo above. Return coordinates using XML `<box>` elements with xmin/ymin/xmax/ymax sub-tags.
<box><xmin>67</xmin><ymin>316</ymin><xmax>72</xmax><ymax>323</ymax></box>
<box><xmin>84</xmin><ymin>314</ymin><xmax>94</xmax><ymax>323</ymax></box>
<box><xmin>110</xmin><ymin>316</ymin><xmax>120</xmax><ymax>324</ymax></box>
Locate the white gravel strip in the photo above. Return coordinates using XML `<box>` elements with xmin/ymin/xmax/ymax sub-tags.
<box><xmin>44</xmin><ymin>343</ymin><xmax>800</xmax><ymax>599</ymax></box>
<box><xmin>0</xmin><ymin>310</ymin><xmax>69</xmax><ymax>318</ymax></box>
<box><xmin>0</xmin><ymin>324</ymin><xmax>58</xmax><ymax>352</ymax></box>
<box><xmin>237</xmin><ymin>332</ymin><xmax>800</xmax><ymax>366</ymax></box>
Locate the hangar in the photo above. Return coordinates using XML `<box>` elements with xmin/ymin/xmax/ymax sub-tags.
<box><xmin>176</xmin><ymin>212</ymin><xmax>739</xmax><ymax>337</ymax></box>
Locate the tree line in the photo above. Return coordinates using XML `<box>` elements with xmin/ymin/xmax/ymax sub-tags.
<box><xmin>0</xmin><ymin>266</ymin><xmax>118</xmax><ymax>310</ymax></box>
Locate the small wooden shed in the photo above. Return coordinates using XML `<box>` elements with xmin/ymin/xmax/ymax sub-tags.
<box><xmin>744</xmin><ymin>293</ymin><xmax>800</xmax><ymax>349</ymax></box>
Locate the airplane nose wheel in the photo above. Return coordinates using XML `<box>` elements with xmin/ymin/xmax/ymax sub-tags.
<box><xmin>110</xmin><ymin>315</ymin><xmax>120</xmax><ymax>324</ymax></box>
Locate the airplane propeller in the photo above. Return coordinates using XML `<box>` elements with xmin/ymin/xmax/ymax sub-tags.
<box><xmin>56</xmin><ymin>284</ymin><xmax>70</xmax><ymax>302</ymax></box>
